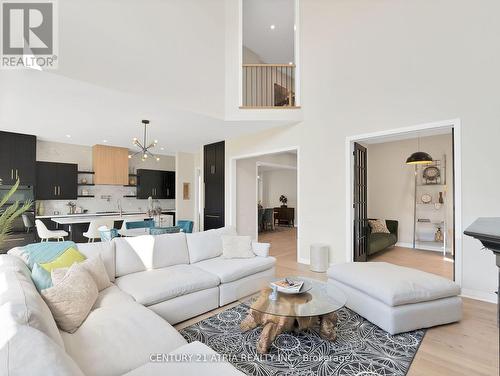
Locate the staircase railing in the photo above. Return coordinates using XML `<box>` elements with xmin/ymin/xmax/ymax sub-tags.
<box><xmin>242</xmin><ymin>64</ymin><xmax>297</xmax><ymax>108</ymax></box>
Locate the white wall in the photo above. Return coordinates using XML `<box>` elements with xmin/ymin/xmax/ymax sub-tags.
<box><xmin>366</xmin><ymin>134</ymin><xmax>453</xmax><ymax>250</ymax></box>
<box><xmin>36</xmin><ymin>140</ymin><xmax>175</xmax><ymax>215</ymax></box>
<box><xmin>236</xmin><ymin>152</ymin><xmax>297</xmax><ymax>238</ymax></box>
<box><xmin>225</xmin><ymin>0</ymin><xmax>500</xmax><ymax>302</ymax></box>
<box><xmin>260</xmin><ymin>168</ymin><xmax>297</xmax><ymax>220</ymax></box>
<box><xmin>175</xmin><ymin>152</ymin><xmax>197</xmax><ymax>224</ymax></box>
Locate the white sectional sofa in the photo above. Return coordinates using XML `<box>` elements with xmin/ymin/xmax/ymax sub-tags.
<box><xmin>0</xmin><ymin>226</ymin><xmax>276</xmax><ymax>376</ymax></box>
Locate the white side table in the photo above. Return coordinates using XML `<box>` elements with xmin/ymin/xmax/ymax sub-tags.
<box><xmin>310</xmin><ymin>243</ymin><xmax>329</xmax><ymax>272</ymax></box>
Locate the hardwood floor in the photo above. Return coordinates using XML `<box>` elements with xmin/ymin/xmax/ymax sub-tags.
<box><xmin>369</xmin><ymin>245</ymin><xmax>454</xmax><ymax>280</ymax></box>
<box><xmin>176</xmin><ymin>227</ymin><xmax>499</xmax><ymax>376</ymax></box>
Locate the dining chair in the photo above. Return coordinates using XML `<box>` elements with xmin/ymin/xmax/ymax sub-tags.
<box><xmin>22</xmin><ymin>213</ymin><xmax>34</xmax><ymax>233</ymax></box>
<box><xmin>35</xmin><ymin>219</ymin><xmax>68</xmax><ymax>242</ymax></box>
<box><xmin>149</xmin><ymin>226</ymin><xmax>181</xmax><ymax>235</ymax></box>
<box><xmin>98</xmin><ymin>225</ymin><xmax>119</xmax><ymax>241</ymax></box>
<box><xmin>125</xmin><ymin>219</ymin><xmax>154</xmax><ymax>230</ymax></box>
<box><xmin>83</xmin><ymin>219</ymin><xmax>115</xmax><ymax>242</ymax></box>
<box><xmin>262</xmin><ymin>209</ymin><xmax>274</xmax><ymax>231</ymax></box>
<box><xmin>177</xmin><ymin>220</ymin><xmax>194</xmax><ymax>234</ymax></box>
<box><xmin>258</xmin><ymin>209</ymin><xmax>264</xmax><ymax>232</ymax></box>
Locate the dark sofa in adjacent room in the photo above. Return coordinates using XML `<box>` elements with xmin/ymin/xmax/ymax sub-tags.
<box><xmin>368</xmin><ymin>219</ymin><xmax>398</xmax><ymax>256</ymax></box>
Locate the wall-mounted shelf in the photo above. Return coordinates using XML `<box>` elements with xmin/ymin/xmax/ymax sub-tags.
<box><xmin>78</xmin><ymin>183</ymin><xmax>95</xmax><ymax>186</ymax></box>
<box><xmin>78</xmin><ymin>195</ymin><xmax>95</xmax><ymax>198</ymax></box>
<box><xmin>123</xmin><ymin>195</ymin><xmax>137</xmax><ymax>198</ymax></box>
<box><xmin>123</xmin><ymin>184</ymin><xmax>136</xmax><ymax>187</ymax></box>
<box><xmin>128</xmin><ymin>173</ymin><xmax>137</xmax><ymax>177</ymax></box>
<box><xmin>78</xmin><ymin>171</ymin><xmax>95</xmax><ymax>175</ymax></box>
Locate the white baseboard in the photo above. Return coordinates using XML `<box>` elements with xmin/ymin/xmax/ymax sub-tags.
<box><xmin>460</xmin><ymin>288</ymin><xmax>497</xmax><ymax>304</ymax></box>
<box><xmin>395</xmin><ymin>242</ymin><xmax>448</xmax><ymax>253</ymax></box>
<box><xmin>395</xmin><ymin>242</ymin><xmax>413</xmax><ymax>248</ymax></box>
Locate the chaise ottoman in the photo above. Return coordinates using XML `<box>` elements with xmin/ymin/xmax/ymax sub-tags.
<box><xmin>327</xmin><ymin>262</ymin><xmax>462</xmax><ymax>334</ymax></box>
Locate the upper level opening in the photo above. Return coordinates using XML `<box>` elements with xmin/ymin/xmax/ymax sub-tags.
<box><xmin>241</xmin><ymin>0</ymin><xmax>299</xmax><ymax>109</ymax></box>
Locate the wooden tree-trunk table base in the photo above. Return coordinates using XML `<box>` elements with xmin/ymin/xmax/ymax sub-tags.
<box><xmin>240</xmin><ymin>310</ymin><xmax>339</xmax><ymax>354</ymax></box>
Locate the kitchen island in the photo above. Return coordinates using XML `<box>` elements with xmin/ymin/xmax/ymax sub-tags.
<box><xmin>35</xmin><ymin>210</ymin><xmax>176</xmax><ymax>242</ymax></box>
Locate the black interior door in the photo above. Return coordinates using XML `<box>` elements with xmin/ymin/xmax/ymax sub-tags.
<box><xmin>353</xmin><ymin>142</ymin><xmax>368</xmax><ymax>262</ymax></box>
<box><xmin>204</xmin><ymin>141</ymin><xmax>224</xmax><ymax>230</ymax></box>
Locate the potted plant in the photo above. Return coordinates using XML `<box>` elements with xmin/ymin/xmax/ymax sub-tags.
<box><xmin>0</xmin><ymin>179</ymin><xmax>33</xmax><ymax>250</ymax></box>
<box><xmin>279</xmin><ymin>195</ymin><xmax>288</xmax><ymax>208</ymax></box>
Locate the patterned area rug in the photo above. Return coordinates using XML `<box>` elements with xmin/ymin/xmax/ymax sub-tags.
<box><xmin>180</xmin><ymin>304</ymin><xmax>425</xmax><ymax>376</ymax></box>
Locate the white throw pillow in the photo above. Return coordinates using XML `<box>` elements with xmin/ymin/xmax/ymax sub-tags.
<box><xmin>51</xmin><ymin>255</ymin><xmax>111</xmax><ymax>291</ymax></box>
<box><xmin>42</xmin><ymin>263</ymin><xmax>98</xmax><ymax>333</ymax></box>
<box><xmin>221</xmin><ymin>235</ymin><xmax>255</xmax><ymax>259</ymax></box>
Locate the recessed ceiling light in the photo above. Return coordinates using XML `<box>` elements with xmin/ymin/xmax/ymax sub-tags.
<box><xmin>288</xmin><ymin>61</ymin><xmax>293</xmax><ymax>65</ymax></box>
<box><xmin>294</xmin><ymin>24</ymin><xmax>296</xmax><ymax>31</ymax></box>
<box><xmin>270</xmin><ymin>24</ymin><xmax>275</xmax><ymax>30</ymax></box>
<box><xmin>160</xmin><ymin>147</ymin><xmax>165</xmax><ymax>151</ymax></box>
<box><xmin>65</xmin><ymin>134</ymin><xmax>71</xmax><ymax>138</ymax></box>
<box><xmin>102</xmin><ymin>140</ymin><xmax>108</xmax><ymax>143</ymax></box>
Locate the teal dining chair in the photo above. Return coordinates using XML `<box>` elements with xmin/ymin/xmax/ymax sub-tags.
<box><xmin>125</xmin><ymin>219</ymin><xmax>154</xmax><ymax>230</ymax></box>
<box><xmin>177</xmin><ymin>220</ymin><xmax>194</xmax><ymax>233</ymax></box>
<box><xmin>149</xmin><ymin>226</ymin><xmax>181</xmax><ymax>235</ymax></box>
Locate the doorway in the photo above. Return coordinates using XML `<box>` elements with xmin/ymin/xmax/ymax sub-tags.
<box><xmin>231</xmin><ymin>148</ymin><xmax>299</xmax><ymax>263</ymax></box>
<box><xmin>347</xmin><ymin>120</ymin><xmax>461</xmax><ymax>282</ymax></box>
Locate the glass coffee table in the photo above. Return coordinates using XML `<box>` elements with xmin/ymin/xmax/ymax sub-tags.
<box><xmin>237</xmin><ymin>276</ymin><xmax>347</xmax><ymax>354</ymax></box>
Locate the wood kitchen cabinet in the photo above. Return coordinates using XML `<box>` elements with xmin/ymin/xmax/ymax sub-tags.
<box><xmin>0</xmin><ymin>131</ymin><xmax>36</xmax><ymax>186</ymax></box>
<box><xmin>137</xmin><ymin>169</ymin><xmax>175</xmax><ymax>199</ymax></box>
<box><xmin>92</xmin><ymin>145</ymin><xmax>128</xmax><ymax>185</ymax></box>
<box><xmin>36</xmin><ymin>162</ymin><xmax>77</xmax><ymax>200</ymax></box>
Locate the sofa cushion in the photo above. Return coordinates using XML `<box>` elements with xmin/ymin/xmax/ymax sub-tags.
<box><xmin>327</xmin><ymin>262</ymin><xmax>461</xmax><ymax>306</ymax></box>
<box><xmin>114</xmin><ymin>235</ymin><xmax>153</xmax><ymax>277</ymax></box>
<box><xmin>0</xmin><ymin>256</ymin><xmax>65</xmax><ymax>349</ymax></box>
<box><xmin>123</xmin><ymin>341</ymin><xmax>245</xmax><ymax>376</ymax></box>
<box><xmin>115</xmin><ymin>264</ymin><xmax>220</xmax><ymax>306</ymax></box>
<box><xmin>0</xmin><ymin>253</ymin><xmax>34</xmax><ymax>279</ymax></box>
<box><xmin>42</xmin><ymin>263</ymin><xmax>99</xmax><ymax>333</ymax></box>
<box><xmin>0</xmin><ymin>324</ymin><xmax>85</xmax><ymax>376</ymax></box>
<box><xmin>368</xmin><ymin>233</ymin><xmax>397</xmax><ymax>255</ymax></box>
<box><xmin>61</xmin><ymin>303</ymin><xmax>187</xmax><ymax>376</ymax></box>
<box><xmin>152</xmin><ymin>232</ymin><xmax>190</xmax><ymax>268</ymax></box>
<box><xmin>186</xmin><ymin>226</ymin><xmax>237</xmax><ymax>263</ymax></box>
<box><xmin>222</xmin><ymin>235</ymin><xmax>254</xmax><ymax>259</ymax></box>
<box><xmin>92</xmin><ymin>284</ymin><xmax>134</xmax><ymax>310</ymax></box>
<box><xmin>77</xmin><ymin>241</ymin><xmax>116</xmax><ymax>282</ymax></box>
<box><xmin>193</xmin><ymin>255</ymin><xmax>276</xmax><ymax>283</ymax></box>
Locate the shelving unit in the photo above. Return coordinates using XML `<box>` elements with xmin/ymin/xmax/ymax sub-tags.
<box><xmin>77</xmin><ymin>171</ymin><xmax>95</xmax><ymax>197</ymax></box>
<box><xmin>412</xmin><ymin>156</ymin><xmax>448</xmax><ymax>255</ymax></box>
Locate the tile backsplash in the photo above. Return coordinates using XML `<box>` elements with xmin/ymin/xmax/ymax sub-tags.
<box><xmin>37</xmin><ymin>184</ymin><xmax>174</xmax><ymax>216</ymax></box>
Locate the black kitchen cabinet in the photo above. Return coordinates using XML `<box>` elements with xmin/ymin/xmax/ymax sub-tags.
<box><xmin>204</xmin><ymin>141</ymin><xmax>225</xmax><ymax>230</ymax></box>
<box><xmin>36</xmin><ymin>162</ymin><xmax>77</xmax><ymax>200</ymax></box>
<box><xmin>0</xmin><ymin>131</ymin><xmax>36</xmax><ymax>186</ymax></box>
<box><xmin>164</xmin><ymin>171</ymin><xmax>175</xmax><ymax>199</ymax></box>
<box><xmin>137</xmin><ymin>169</ymin><xmax>175</xmax><ymax>199</ymax></box>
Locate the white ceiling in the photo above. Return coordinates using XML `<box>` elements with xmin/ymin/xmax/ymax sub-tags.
<box><xmin>243</xmin><ymin>0</ymin><xmax>295</xmax><ymax>64</ymax></box>
<box><xmin>0</xmin><ymin>0</ymin><xmax>292</xmax><ymax>153</ymax></box>
<box><xmin>0</xmin><ymin>70</ymin><xmax>288</xmax><ymax>153</ymax></box>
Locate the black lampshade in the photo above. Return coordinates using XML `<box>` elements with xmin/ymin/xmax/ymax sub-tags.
<box><xmin>405</xmin><ymin>151</ymin><xmax>433</xmax><ymax>165</ymax></box>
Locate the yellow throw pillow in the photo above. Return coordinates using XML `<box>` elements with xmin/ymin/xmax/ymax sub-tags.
<box><xmin>39</xmin><ymin>247</ymin><xmax>86</xmax><ymax>273</ymax></box>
